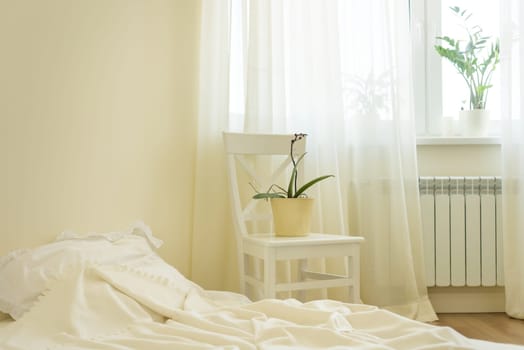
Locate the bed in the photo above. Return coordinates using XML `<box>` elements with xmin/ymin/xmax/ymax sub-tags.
<box><xmin>0</xmin><ymin>223</ymin><xmax>522</xmax><ymax>349</ymax></box>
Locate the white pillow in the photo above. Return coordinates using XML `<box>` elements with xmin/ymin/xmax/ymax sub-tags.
<box><xmin>0</xmin><ymin>222</ymin><xmax>163</xmax><ymax>320</ymax></box>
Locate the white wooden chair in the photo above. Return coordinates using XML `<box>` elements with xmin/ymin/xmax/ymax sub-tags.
<box><xmin>223</xmin><ymin>131</ymin><xmax>364</xmax><ymax>302</ymax></box>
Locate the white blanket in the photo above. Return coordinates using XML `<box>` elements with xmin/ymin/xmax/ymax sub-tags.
<box><xmin>1</xmin><ymin>261</ymin><xmax>522</xmax><ymax>350</ymax></box>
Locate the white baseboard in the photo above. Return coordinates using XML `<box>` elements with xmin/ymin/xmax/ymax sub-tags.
<box><xmin>428</xmin><ymin>287</ymin><xmax>505</xmax><ymax>313</ymax></box>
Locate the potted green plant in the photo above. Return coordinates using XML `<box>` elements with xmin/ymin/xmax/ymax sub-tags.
<box><xmin>434</xmin><ymin>6</ymin><xmax>499</xmax><ymax>136</ymax></box>
<box><xmin>252</xmin><ymin>133</ymin><xmax>334</xmax><ymax>236</ymax></box>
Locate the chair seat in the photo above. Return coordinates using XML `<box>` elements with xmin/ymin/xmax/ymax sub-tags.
<box><xmin>243</xmin><ymin>233</ymin><xmax>363</xmax><ymax>262</ymax></box>
<box><xmin>244</xmin><ymin>233</ymin><xmax>363</xmax><ymax>247</ymax></box>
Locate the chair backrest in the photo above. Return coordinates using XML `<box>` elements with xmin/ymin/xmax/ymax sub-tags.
<box><xmin>223</xmin><ymin>132</ymin><xmax>307</xmax><ymax>240</ymax></box>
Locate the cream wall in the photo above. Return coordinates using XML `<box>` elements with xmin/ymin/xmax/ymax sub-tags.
<box><xmin>0</xmin><ymin>0</ymin><xmax>201</xmax><ymax>275</ymax></box>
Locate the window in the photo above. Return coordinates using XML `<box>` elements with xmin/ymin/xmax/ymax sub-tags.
<box><xmin>411</xmin><ymin>0</ymin><xmax>501</xmax><ymax>136</ymax></box>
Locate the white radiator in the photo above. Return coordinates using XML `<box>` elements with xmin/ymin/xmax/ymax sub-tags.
<box><xmin>419</xmin><ymin>176</ymin><xmax>504</xmax><ymax>287</ymax></box>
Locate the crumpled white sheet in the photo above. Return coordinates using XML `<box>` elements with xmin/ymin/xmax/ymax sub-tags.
<box><xmin>0</xmin><ymin>261</ymin><xmax>522</xmax><ymax>350</ymax></box>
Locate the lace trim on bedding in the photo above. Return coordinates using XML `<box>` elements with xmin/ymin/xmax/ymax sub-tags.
<box><xmin>3</xmin><ymin>253</ymin><xmax>163</xmax><ymax>319</ymax></box>
<box><xmin>50</xmin><ymin>261</ymin><xmax>197</xmax><ymax>343</ymax></box>
<box><xmin>22</xmin><ymin>256</ymin><xmax>147</xmax><ymax>320</ymax></box>
<box><xmin>9</xmin><ymin>261</ymin><xmax>88</xmax><ymax>320</ymax></box>
<box><xmin>95</xmin><ymin>259</ymin><xmax>197</xmax><ymax>295</ymax></box>
<box><xmin>16</xmin><ymin>265</ymin><xmax>142</xmax><ymax>343</ymax></box>
<box><xmin>117</xmin><ymin>254</ymin><xmax>198</xmax><ymax>294</ymax></box>
<box><xmin>7</xmin><ymin>250</ymin><xmax>192</xmax><ymax>322</ymax></box>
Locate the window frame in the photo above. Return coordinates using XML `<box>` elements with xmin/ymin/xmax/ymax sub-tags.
<box><xmin>410</xmin><ymin>0</ymin><xmax>501</xmax><ymax>138</ymax></box>
<box><xmin>411</xmin><ymin>0</ymin><xmax>443</xmax><ymax>136</ymax></box>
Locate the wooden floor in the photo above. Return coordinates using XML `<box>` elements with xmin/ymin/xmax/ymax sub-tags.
<box><xmin>432</xmin><ymin>313</ymin><xmax>524</xmax><ymax>346</ymax></box>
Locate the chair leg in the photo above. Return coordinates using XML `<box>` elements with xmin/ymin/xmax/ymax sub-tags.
<box><xmin>347</xmin><ymin>253</ymin><xmax>361</xmax><ymax>303</ymax></box>
<box><xmin>264</xmin><ymin>251</ymin><xmax>276</xmax><ymax>299</ymax></box>
<box><xmin>251</xmin><ymin>256</ymin><xmax>263</xmax><ymax>300</ymax></box>
<box><xmin>242</xmin><ymin>253</ymin><xmax>249</xmax><ymax>298</ymax></box>
<box><xmin>319</xmin><ymin>259</ymin><xmax>328</xmax><ymax>300</ymax></box>
<box><xmin>297</xmin><ymin>258</ymin><xmax>308</xmax><ymax>301</ymax></box>
<box><xmin>284</xmin><ymin>261</ymin><xmax>292</xmax><ymax>299</ymax></box>
<box><xmin>352</xmin><ymin>251</ymin><xmax>361</xmax><ymax>303</ymax></box>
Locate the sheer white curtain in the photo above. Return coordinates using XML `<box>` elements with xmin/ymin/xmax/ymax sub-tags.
<box><xmin>191</xmin><ymin>0</ymin><xmax>238</xmax><ymax>290</ymax></box>
<box><xmin>195</xmin><ymin>0</ymin><xmax>436</xmax><ymax>321</ymax></box>
<box><xmin>339</xmin><ymin>2</ymin><xmax>435</xmax><ymax>321</ymax></box>
<box><xmin>241</xmin><ymin>1</ymin><xmax>349</xmax><ymax>239</ymax></box>
<box><xmin>500</xmin><ymin>0</ymin><xmax>524</xmax><ymax>319</ymax></box>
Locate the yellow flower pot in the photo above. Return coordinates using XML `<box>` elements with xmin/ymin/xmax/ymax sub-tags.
<box><xmin>270</xmin><ymin>198</ymin><xmax>314</xmax><ymax>237</ymax></box>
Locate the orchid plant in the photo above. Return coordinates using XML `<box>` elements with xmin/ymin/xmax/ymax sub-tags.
<box><xmin>252</xmin><ymin>133</ymin><xmax>334</xmax><ymax>199</ymax></box>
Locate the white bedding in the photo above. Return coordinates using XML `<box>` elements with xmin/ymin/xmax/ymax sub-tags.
<box><xmin>1</xmin><ymin>224</ymin><xmax>523</xmax><ymax>349</ymax></box>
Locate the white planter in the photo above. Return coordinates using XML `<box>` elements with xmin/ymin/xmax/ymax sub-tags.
<box><xmin>270</xmin><ymin>198</ymin><xmax>314</xmax><ymax>237</ymax></box>
<box><xmin>459</xmin><ymin>109</ymin><xmax>490</xmax><ymax>136</ymax></box>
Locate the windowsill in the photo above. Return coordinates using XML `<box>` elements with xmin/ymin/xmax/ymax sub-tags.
<box><xmin>417</xmin><ymin>136</ymin><xmax>501</xmax><ymax>145</ymax></box>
